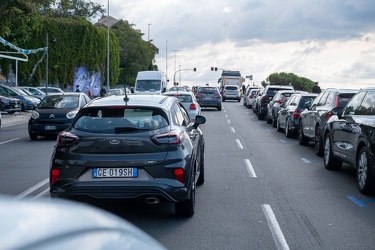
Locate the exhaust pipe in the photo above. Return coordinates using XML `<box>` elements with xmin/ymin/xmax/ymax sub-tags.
<box><xmin>145</xmin><ymin>197</ymin><xmax>160</xmax><ymax>204</ymax></box>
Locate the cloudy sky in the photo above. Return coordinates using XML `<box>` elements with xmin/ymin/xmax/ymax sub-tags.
<box><xmin>95</xmin><ymin>0</ymin><xmax>375</xmax><ymax>89</ymax></box>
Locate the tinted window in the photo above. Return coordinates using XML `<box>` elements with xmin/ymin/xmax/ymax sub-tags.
<box><xmin>343</xmin><ymin>92</ymin><xmax>366</xmax><ymax>116</ymax></box>
<box><xmin>165</xmin><ymin>94</ymin><xmax>192</xmax><ymax>102</ymax></box>
<box><xmin>74</xmin><ymin>107</ymin><xmax>169</xmax><ymax>133</ymax></box>
<box><xmin>337</xmin><ymin>93</ymin><xmax>357</xmax><ymax>107</ymax></box>
<box><xmin>299</xmin><ymin>97</ymin><xmax>315</xmax><ymax>108</ymax></box>
<box><xmin>197</xmin><ymin>87</ymin><xmax>218</xmax><ymax>94</ymax></box>
<box><xmin>225</xmin><ymin>86</ymin><xmax>238</xmax><ymax>90</ymax></box>
<box><xmin>266</xmin><ymin>88</ymin><xmax>292</xmax><ymax>95</ymax></box>
<box><xmin>356</xmin><ymin>91</ymin><xmax>375</xmax><ymax>115</ymax></box>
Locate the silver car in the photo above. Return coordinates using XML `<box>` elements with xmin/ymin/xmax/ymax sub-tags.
<box><xmin>164</xmin><ymin>91</ymin><xmax>201</xmax><ymax>121</ymax></box>
<box><xmin>222</xmin><ymin>85</ymin><xmax>241</xmax><ymax>102</ymax></box>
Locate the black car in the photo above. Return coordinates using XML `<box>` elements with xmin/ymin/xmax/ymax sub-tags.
<box><xmin>49</xmin><ymin>94</ymin><xmax>206</xmax><ymax>217</ymax></box>
<box><xmin>298</xmin><ymin>88</ymin><xmax>358</xmax><ymax>156</ymax></box>
<box><xmin>0</xmin><ymin>94</ymin><xmax>21</xmax><ymax>114</ymax></box>
<box><xmin>276</xmin><ymin>92</ymin><xmax>318</xmax><ymax>138</ymax></box>
<box><xmin>323</xmin><ymin>87</ymin><xmax>375</xmax><ymax>194</ymax></box>
<box><xmin>255</xmin><ymin>85</ymin><xmax>294</xmax><ymax>120</ymax></box>
<box><xmin>195</xmin><ymin>86</ymin><xmax>222</xmax><ymax>111</ymax></box>
<box><xmin>28</xmin><ymin>92</ymin><xmax>91</xmax><ymax>140</ymax></box>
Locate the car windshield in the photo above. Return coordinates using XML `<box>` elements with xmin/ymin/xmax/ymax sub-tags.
<box><xmin>38</xmin><ymin>95</ymin><xmax>79</xmax><ymax>109</ymax></box>
<box><xmin>74</xmin><ymin>107</ymin><xmax>169</xmax><ymax>133</ymax></box>
<box><xmin>136</xmin><ymin>80</ymin><xmax>161</xmax><ymax>91</ymax></box>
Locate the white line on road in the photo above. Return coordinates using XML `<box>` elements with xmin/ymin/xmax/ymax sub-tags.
<box><xmin>262</xmin><ymin>204</ymin><xmax>290</xmax><ymax>250</ymax></box>
<box><xmin>15</xmin><ymin>178</ymin><xmax>49</xmax><ymax>199</ymax></box>
<box><xmin>230</xmin><ymin>127</ymin><xmax>236</xmax><ymax>133</ymax></box>
<box><xmin>32</xmin><ymin>188</ymin><xmax>50</xmax><ymax>199</ymax></box>
<box><xmin>0</xmin><ymin>138</ymin><xmax>20</xmax><ymax>145</ymax></box>
<box><xmin>225</xmin><ymin>114</ymin><xmax>228</xmax><ymax>118</ymax></box>
<box><xmin>244</xmin><ymin>159</ymin><xmax>257</xmax><ymax>177</ymax></box>
<box><xmin>301</xmin><ymin>158</ymin><xmax>311</xmax><ymax>163</ymax></box>
<box><xmin>235</xmin><ymin>139</ymin><xmax>243</xmax><ymax>149</ymax></box>
<box><xmin>227</xmin><ymin>119</ymin><xmax>231</xmax><ymax>124</ymax></box>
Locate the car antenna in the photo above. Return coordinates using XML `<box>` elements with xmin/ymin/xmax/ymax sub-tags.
<box><xmin>123</xmin><ymin>85</ymin><xmax>129</xmax><ymax>105</ymax></box>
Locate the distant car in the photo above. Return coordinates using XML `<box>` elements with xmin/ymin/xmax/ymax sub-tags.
<box><xmin>323</xmin><ymin>88</ymin><xmax>375</xmax><ymax>194</ymax></box>
<box><xmin>163</xmin><ymin>91</ymin><xmax>201</xmax><ymax>121</ymax></box>
<box><xmin>37</xmin><ymin>86</ymin><xmax>64</xmax><ymax>94</ymax></box>
<box><xmin>243</xmin><ymin>87</ymin><xmax>261</xmax><ymax>109</ymax></box>
<box><xmin>0</xmin><ymin>85</ymin><xmax>40</xmax><ymax>111</ymax></box>
<box><xmin>0</xmin><ymin>94</ymin><xmax>22</xmax><ymax>114</ymax></box>
<box><xmin>49</xmin><ymin>94</ymin><xmax>206</xmax><ymax>217</ymax></box>
<box><xmin>105</xmin><ymin>88</ymin><xmax>125</xmax><ymax>96</ymax></box>
<box><xmin>28</xmin><ymin>92</ymin><xmax>91</xmax><ymax>140</ymax></box>
<box><xmin>255</xmin><ymin>85</ymin><xmax>295</xmax><ymax>120</ymax></box>
<box><xmin>266</xmin><ymin>90</ymin><xmax>295</xmax><ymax>126</ymax></box>
<box><xmin>298</xmin><ymin>88</ymin><xmax>359</xmax><ymax>156</ymax></box>
<box><xmin>222</xmin><ymin>85</ymin><xmax>241</xmax><ymax>102</ymax></box>
<box><xmin>276</xmin><ymin>92</ymin><xmax>318</xmax><ymax>138</ymax></box>
<box><xmin>18</xmin><ymin>86</ymin><xmax>46</xmax><ymax>99</ymax></box>
<box><xmin>0</xmin><ymin>195</ymin><xmax>166</xmax><ymax>250</ymax></box>
<box><xmin>168</xmin><ymin>86</ymin><xmax>185</xmax><ymax>92</ymax></box>
<box><xmin>195</xmin><ymin>86</ymin><xmax>222</xmax><ymax>111</ymax></box>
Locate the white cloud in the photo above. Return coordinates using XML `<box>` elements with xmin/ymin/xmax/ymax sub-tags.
<box><xmin>95</xmin><ymin>0</ymin><xmax>375</xmax><ymax>89</ymax></box>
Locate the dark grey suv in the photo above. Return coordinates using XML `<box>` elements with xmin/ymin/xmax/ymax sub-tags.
<box><xmin>49</xmin><ymin>94</ymin><xmax>206</xmax><ymax>217</ymax></box>
<box><xmin>298</xmin><ymin>88</ymin><xmax>358</xmax><ymax>156</ymax></box>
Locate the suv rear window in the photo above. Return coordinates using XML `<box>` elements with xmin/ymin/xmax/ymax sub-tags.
<box><xmin>266</xmin><ymin>88</ymin><xmax>293</xmax><ymax>95</ymax></box>
<box><xmin>165</xmin><ymin>94</ymin><xmax>192</xmax><ymax>102</ymax></box>
<box><xmin>197</xmin><ymin>87</ymin><xmax>219</xmax><ymax>94</ymax></box>
<box><xmin>74</xmin><ymin>107</ymin><xmax>169</xmax><ymax>133</ymax></box>
<box><xmin>225</xmin><ymin>86</ymin><xmax>238</xmax><ymax>90</ymax></box>
<box><xmin>338</xmin><ymin>93</ymin><xmax>356</xmax><ymax>107</ymax></box>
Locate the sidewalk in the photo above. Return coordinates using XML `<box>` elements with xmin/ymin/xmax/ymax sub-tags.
<box><xmin>1</xmin><ymin>111</ymin><xmax>32</xmax><ymax>128</ymax></box>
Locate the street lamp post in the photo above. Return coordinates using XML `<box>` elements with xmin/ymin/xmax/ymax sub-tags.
<box><xmin>148</xmin><ymin>24</ymin><xmax>151</xmax><ymax>41</ymax></box>
<box><xmin>173</xmin><ymin>68</ymin><xmax>196</xmax><ymax>86</ymax></box>
<box><xmin>173</xmin><ymin>50</ymin><xmax>178</xmax><ymax>84</ymax></box>
<box><xmin>166</xmin><ymin>40</ymin><xmax>168</xmax><ymax>84</ymax></box>
<box><xmin>107</xmin><ymin>0</ymin><xmax>110</xmax><ymax>90</ymax></box>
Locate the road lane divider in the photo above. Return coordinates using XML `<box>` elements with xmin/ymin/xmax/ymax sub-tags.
<box><xmin>15</xmin><ymin>178</ymin><xmax>49</xmax><ymax>199</ymax></box>
<box><xmin>236</xmin><ymin>139</ymin><xmax>243</xmax><ymax>149</ymax></box>
<box><xmin>244</xmin><ymin>159</ymin><xmax>257</xmax><ymax>178</ymax></box>
<box><xmin>231</xmin><ymin>127</ymin><xmax>236</xmax><ymax>133</ymax></box>
<box><xmin>0</xmin><ymin>138</ymin><xmax>20</xmax><ymax>145</ymax></box>
<box><xmin>227</xmin><ymin>119</ymin><xmax>231</xmax><ymax>124</ymax></box>
<box><xmin>262</xmin><ymin>204</ymin><xmax>290</xmax><ymax>250</ymax></box>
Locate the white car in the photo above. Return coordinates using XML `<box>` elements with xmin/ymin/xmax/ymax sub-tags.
<box><xmin>163</xmin><ymin>91</ymin><xmax>201</xmax><ymax>121</ymax></box>
<box><xmin>244</xmin><ymin>88</ymin><xmax>261</xmax><ymax>109</ymax></box>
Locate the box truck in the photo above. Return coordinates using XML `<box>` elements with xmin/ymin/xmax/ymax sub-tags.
<box><xmin>131</xmin><ymin>71</ymin><xmax>166</xmax><ymax>95</ymax></box>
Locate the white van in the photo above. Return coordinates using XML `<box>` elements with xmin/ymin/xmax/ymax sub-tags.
<box><xmin>132</xmin><ymin>71</ymin><xmax>167</xmax><ymax>95</ymax></box>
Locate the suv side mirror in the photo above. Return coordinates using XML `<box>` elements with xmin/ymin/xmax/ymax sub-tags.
<box><xmin>331</xmin><ymin>106</ymin><xmax>343</xmax><ymax>119</ymax></box>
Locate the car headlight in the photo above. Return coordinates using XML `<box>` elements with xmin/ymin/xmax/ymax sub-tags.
<box><xmin>31</xmin><ymin>111</ymin><xmax>40</xmax><ymax>119</ymax></box>
<box><xmin>66</xmin><ymin>110</ymin><xmax>78</xmax><ymax>119</ymax></box>
<box><xmin>0</xmin><ymin>99</ymin><xmax>10</xmax><ymax>104</ymax></box>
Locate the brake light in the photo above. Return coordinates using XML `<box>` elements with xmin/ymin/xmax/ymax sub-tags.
<box><xmin>189</xmin><ymin>103</ymin><xmax>197</xmax><ymax>110</ymax></box>
<box><xmin>56</xmin><ymin>132</ymin><xmax>79</xmax><ymax>147</ymax></box>
<box><xmin>174</xmin><ymin>168</ymin><xmax>185</xmax><ymax>183</ymax></box>
<box><xmin>277</xmin><ymin>100</ymin><xmax>283</xmax><ymax>104</ymax></box>
<box><xmin>51</xmin><ymin>169</ymin><xmax>60</xmax><ymax>185</ymax></box>
<box><xmin>293</xmin><ymin>109</ymin><xmax>302</xmax><ymax>119</ymax></box>
<box><xmin>152</xmin><ymin>131</ymin><xmax>182</xmax><ymax>145</ymax></box>
<box><xmin>249</xmin><ymin>95</ymin><xmax>253</xmax><ymax>98</ymax></box>
<box><xmin>214</xmin><ymin>94</ymin><xmax>221</xmax><ymax>98</ymax></box>
<box><xmin>195</xmin><ymin>94</ymin><xmax>202</xmax><ymax>98</ymax></box>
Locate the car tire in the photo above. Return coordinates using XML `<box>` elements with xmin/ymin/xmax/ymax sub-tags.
<box><xmin>272</xmin><ymin>112</ymin><xmax>277</xmax><ymax>128</ymax></box>
<box><xmin>314</xmin><ymin>125</ymin><xmax>324</xmax><ymax>156</ymax></box>
<box><xmin>357</xmin><ymin>146</ymin><xmax>374</xmax><ymax>194</ymax></box>
<box><xmin>222</xmin><ymin>98</ymin><xmax>226</xmax><ymax>102</ymax></box>
<box><xmin>197</xmin><ymin>151</ymin><xmax>205</xmax><ymax>185</ymax></box>
<box><xmin>285</xmin><ymin>119</ymin><xmax>293</xmax><ymax>138</ymax></box>
<box><xmin>258</xmin><ymin>113</ymin><xmax>263</xmax><ymax>120</ymax></box>
<box><xmin>217</xmin><ymin>106</ymin><xmax>222</xmax><ymax>111</ymax></box>
<box><xmin>298</xmin><ymin>120</ymin><xmax>309</xmax><ymax>145</ymax></box>
<box><xmin>29</xmin><ymin>133</ymin><xmax>38</xmax><ymax>140</ymax></box>
<box><xmin>238</xmin><ymin>98</ymin><xmax>241</xmax><ymax>102</ymax></box>
<box><xmin>175</xmin><ymin>179</ymin><xmax>195</xmax><ymax>217</ymax></box>
<box><xmin>323</xmin><ymin>133</ymin><xmax>342</xmax><ymax>170</ymax></box>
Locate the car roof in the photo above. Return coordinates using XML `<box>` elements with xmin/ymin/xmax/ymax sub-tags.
<box><xmin>85</xmin><ymin>94</ymin><xmax>174</xmax><ymax>109</ymax></box>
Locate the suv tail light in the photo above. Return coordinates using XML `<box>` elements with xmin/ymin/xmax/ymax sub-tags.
<box><xmin>195</xmin><ymin>94</ymin><xmax>202</xmax><ymax>98</ymax></box>
<box><xmin>57</xmin><ymin>132</ymin><xmax>79</xmax><ymax>147</ymax></box>
<box><xmin>152</xmin><ymin>131</ymin><xmax>182</xmax><ymax>145</ymax></box>
<box><xmin>214</xmin><ymin>94</ymin><xmax>221</xmax><ymax>98</ymax></box>
<box><xmin>51</xmin><ymin>169</ymin><xmax>60</xmax><ymax>185</ymax></box>
<box><xmin>189</xmin><ymin>103</ymin><xmax>197</xmax><ymax>110</ymax></box>
<box><xmin>249</xmin><ymin>95</ymin><xmax>253</xmax><ymax>98</ymax></box>
<box><xmin>293</xmin><ymin>109</ymin><xmax>302</xmax><ymax>119</ymax></box>
<box><xmin>174</xmin><ymin>168</ymin><xmax>185</xmax><ymax>183</ymax></box>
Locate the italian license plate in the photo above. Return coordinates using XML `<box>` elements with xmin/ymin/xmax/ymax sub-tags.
<box><xmin>92</xmin><ymin>168</ymin><xmax>138</xmax><ymax>178</ymax></box>
<box><xmin>44</xmin><ymin>126</ymin><xmax>57</xmax><ymax>130</ymax></box>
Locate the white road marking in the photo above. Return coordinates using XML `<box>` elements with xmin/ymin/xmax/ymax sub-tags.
<box><xmin>15</xmin><ymin>178</ymin><xmax>49</xmax><ymax>199</ymax></box>
<box><xmin>227</xmin><ymin>119</ymin><xmax>231</xmax><ymax>124</ymax></box>
<box><xmin>236</xmin><ymin>139</ymin><xmax>243</xmax><ymax>149</ymax></box>
<box><xmin>0</xmin><ymin>138</ymin><xmax>20</xmax><ymax>145</ymax></box>
<box><xmin>32</xmin><ymin>188</ymin><xmax>50</xmax><ymax>199</ymax></box>
<box><xmin>231</xmin><ymin>127</ymin><xmax>236</xmax><ymax>133</ymax></box>
<box><xmin>244</xmin><ymin>159</ymin><xmax>257</xmax><ymax>177</ymax></box>
<box><xmin>262</xmin><ymin>204</ymin><xmax>290</xmax><ymax>250</ymax></box>
<box><xmin>301</xmin><ymin>158</ymin><xmax>311</xmax><ymax>163</ymax></box>
<box><xmin>225</xmin><ymin>114</ymin><xmax>228</xmax><ymax>118</ymax></box>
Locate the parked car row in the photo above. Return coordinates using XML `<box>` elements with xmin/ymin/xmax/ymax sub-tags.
<box><xmin>247</xmin><ymin>86</ymin><xmax>375</xmax><ymax>195</ymax></box>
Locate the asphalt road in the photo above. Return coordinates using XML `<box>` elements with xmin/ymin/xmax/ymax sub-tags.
<box><xmin>1</xmin><ymin>103</ymin><xmax>375</xmax><ymax>249</ymax></box>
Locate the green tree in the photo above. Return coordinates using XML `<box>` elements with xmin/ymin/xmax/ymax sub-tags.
<box><xmin>111</xmin><ymin>20</ymin><xmax>159</xmax><ymax>86</ymax></box>
<box><xmin>261</xmin><ymin>72</ymin><xmax>315</xmax><ymax>91</ymax></box>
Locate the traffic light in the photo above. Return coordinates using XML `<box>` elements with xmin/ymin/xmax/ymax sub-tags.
<box><xmin>193</xmin><ymin>68</ymin><xmax>196</xmax><ymax>71</ymax></box>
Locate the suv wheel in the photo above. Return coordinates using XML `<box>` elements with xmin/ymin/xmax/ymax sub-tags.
<box><xmin>314</xmin><ymin>125</ymin><xmax>323</xmax><ymax>156</ymax></box>
<box><xmin>323</xmin><ymin>133</ymin><xmax>342</xmax><ymax>170</ymax></box>
<box><xmin>298</xmin><ymin>121</ymin><xmax>309</xmax><ymax>145</ymax></box>
<box><xmin>197</xmin><ymin>151</ymin><xmax>205</xmax><ymax>185</ymax></box>
<box><xmin>175</xmin><ymin>179</ymin><xmax>195</xmax><ymax>217</ymax></box>
<box><xmin>357</xmin><ymin>147</ymin><xmax>374</xmax><ymax>194</ymax></box>
<box><xmin>29</xmin><ymin>133</ymin><xmax>38</xmax><ymax>140</ymax></box>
